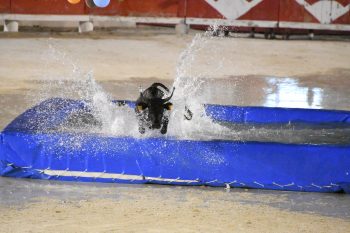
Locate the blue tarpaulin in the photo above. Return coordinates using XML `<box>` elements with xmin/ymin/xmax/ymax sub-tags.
<box><xmin>1</xmin><ymin>98</ymin><xmax>350</xmax><ymax>193</ymax></box>
<box><xmin>206</xmin><ymin>105</ymin><xmax>350</xmax><ymax>124</ymax></box>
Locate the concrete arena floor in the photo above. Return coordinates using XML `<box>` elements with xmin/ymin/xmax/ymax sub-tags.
<box><xmin>0</xmin><ymin>31</ymin><xmax>350</xmax><ymax>232</ymax></box>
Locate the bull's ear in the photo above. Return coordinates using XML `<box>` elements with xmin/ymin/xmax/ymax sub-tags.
<box><xmin>136</xmin><ymin>104</ymin><xmax>144</xmax><ymax>111</ymax></box>
<box><xmin>165</xmin><ymin>102</ymin><xmax>173</xmax><ymax>110</ymax></box>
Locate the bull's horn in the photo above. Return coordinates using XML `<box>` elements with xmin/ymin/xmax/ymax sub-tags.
<box><xmin>162</xmin><ymin>87</ymin><xmax>175</xmax><ymax>103</ymax></box>
<box><xmin>151</xmin><ymin>83</ymin><xmax>170</xmax><ymax>93</ymax></box>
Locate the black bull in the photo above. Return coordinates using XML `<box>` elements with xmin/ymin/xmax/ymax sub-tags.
<box><xmin>135</xmin><ymin>83</ymin><xmax>192</xmax><ymax>134</ymax></box>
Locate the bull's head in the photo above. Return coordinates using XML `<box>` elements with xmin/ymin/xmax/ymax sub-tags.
<box><xmin>137</xmin><ymin>87</ymin><xmax>175</xmax><ymax>129</ymax></box>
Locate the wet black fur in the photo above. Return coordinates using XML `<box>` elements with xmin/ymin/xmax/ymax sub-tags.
<box><xmin>135</xmin><ymin>83</ymin><xmax>173</xmax><ymax>134</ymax></box>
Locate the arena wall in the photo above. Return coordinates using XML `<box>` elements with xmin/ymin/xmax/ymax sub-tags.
<box><xmin>0</xmin><ymin>0</ymin><xmax>349</xmax><ymax>33</ymax></box>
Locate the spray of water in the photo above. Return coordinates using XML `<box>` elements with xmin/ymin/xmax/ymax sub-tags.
<box><xmin>23</xmin><ymin>27</ymin><xmax>342</xmax><ymax>152</ymax></box>
<box><xmin>28</xmin><ymin>41</ymin><xmax>136</xmax><ymax>137</ymax></box>
<box><xmin>168</xmin><ymin>25</ymin><xmax>234</xmax><ymax>140</ymax></box>
<box><xmin>28</xmin><ymin>25</ymin><xmax>241</xmax><ymax>145</ymax></box>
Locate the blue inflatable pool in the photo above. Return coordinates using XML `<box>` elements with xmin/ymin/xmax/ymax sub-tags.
<box><xmin>1</xmin><ymin>98</ymin><xmax>349</xmax><ymax>193</ymax></box>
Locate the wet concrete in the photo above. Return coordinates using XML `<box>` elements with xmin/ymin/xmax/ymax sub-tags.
<box><xmin>97</xmin><ymin>72</ymin><xmax>350</xmax><ymax>110</ymax></box>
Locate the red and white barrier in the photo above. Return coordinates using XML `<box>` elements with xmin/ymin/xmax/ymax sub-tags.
<box><xmin>0</xmin><ymin>0</ymin><xmax>349</xmax><ymax>33</ymax></box>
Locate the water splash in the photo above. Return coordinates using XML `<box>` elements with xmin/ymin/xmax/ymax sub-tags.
<box><xmin>27</xmin><ymin>41</ymin><xmax>142</xmax><ymax>140</ymax></box>
<box><xmin>24</xmin><ymin>31</ymin><xmax>350</xmax><ymax>149</ymax></box>
<box><xmin>168</xmin><ymin>25</ymin><xmax>233</xmax><ymax>139</ymax></box>
<box><xmin>29</xmin><ymin>26</ymin><xmax>233</xmax><ymax>141</ymax></box>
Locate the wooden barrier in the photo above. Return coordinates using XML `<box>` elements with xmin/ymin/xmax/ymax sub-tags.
<box><xmin>0</xmin><ymin>0</ymin><xmax>349</xmax><ymax>33</ymax></box>
<box><xmin>0</xmin><ymin>0</ymin><xmax>10</xmax><ymax>13</ymax></box>
<box><xmin>11</xmin><ymin>0</ymin><xmax>85</xmax><ymax>15</ymax></box>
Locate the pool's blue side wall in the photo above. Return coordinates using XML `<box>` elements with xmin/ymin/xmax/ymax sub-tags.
<box><xmin>1</xmin><ymin>131</ymin><xmax>350</xmax><ymax>193</ymax></box>
<box><xmin>1</xmin><ymin>98</ymin><xmax>350</xmax><ymax>193</ymax></box>
<box><xmin>205</xmin><ymin>105</ymin><xmax>350</xmax><ymax>124</ymax></box>
<box><xmin>4</xmin><ymin>98</ymin><xmax>350</xmax><ymax>134</ymax></box>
